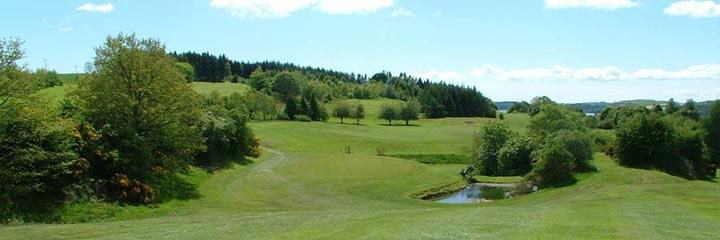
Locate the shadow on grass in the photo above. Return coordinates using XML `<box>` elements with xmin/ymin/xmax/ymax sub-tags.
<box><xmin>195</xmin><ymin>155</ymin><xmax>254</xmax><ymax>173</ymax></box>
<box><xmin>152</xmin><ymin>174</ymin><xmax>203</xmax><ymax>202</ymax></box>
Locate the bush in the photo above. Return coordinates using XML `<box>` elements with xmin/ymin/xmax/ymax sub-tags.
<box><xmin>472</xmin><ymin>122</ymin><xmax>513</xmax><ymax>176</ymax></box>
<box><xmin>0</xmin><ymin>104</ymin><xmax>82</xmax><ymax>221</ymax></box>
<box><xmin>551</xmin><ymin>130</ymin><xmax>595</xmax><ymax>172</ymax></box>
<box><xmin>496</xmin><ymin>134</ymin><xmax>535</xmax><ymax>176</ymax></box>
<box><xmin>295</xmin><ymin>114</ymin><xmax>312</xmax><ymax>122</ymax></box>
<box><xmin>527</xmin><ymin>143</ymin><xmax>576</xmax><ymax>187</ymax></box>
<box><xmin>108</xmin><ymin>173</ymin><xmax>154</xmax><ymax>204</ymax></box>
<box><xmin>614</xmin><ymin>114</ymin><xmax>711</xmax><ymax>179</ymax></box>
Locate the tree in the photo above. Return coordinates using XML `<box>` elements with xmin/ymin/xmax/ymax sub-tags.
<box><xmin>249</xmin><ymin>66</ymin><xmax>271</xmax><ymax>91</ymax></box>
<box><xmin>174</xmin><ymin>62</ymin><xmax>195</xmax><ymax>83</ymax></box>
<box><xmin>272</xmin><ymin>71</ymin><xmax>300</xmax><ymax>100</ymax></box>
<box><xmin>352</xmin><ymin>103</ymin><xmax>365</xmax><ymax>125</ymax></box>
<box><xmin>75</xmin><ymin>33</ymin><xmax>205</xmax><ymax>184</ymax></box>
<box><xmin>379</xmin><ymin>103</ymin><xmax>399</xmax><ymax>125</ymax></box>
<box><xmin>399</xmin><ymin>100</ymin><xmax>420</xmax><ymax>125</ymax></box>
<box><xmin>528</xmin><ymin>104</ymin><xmax>584</xmax><ymax>141</ymax></box>
<box><xmin>706</xmin><ymin>101</ymin><xmax>720</xmax><ymax>168</ymax></box>
<box><xmin>0</xmin><ymin>38</ymin><xmax>82</xmax><ymax>219</ymax></box>
<box><xmin>529</xmin><ymin>96</ymin><xmax>555</xmax><ymax>116</ymax></box>
<box><xmin>614</xmin><ymin>114</ymin><xmax>710</xmax><ymax>179</ymax></box>
<box><xmin>496</xmin><ymin>134</ymin><xmax>535</xmax><ymax>176</ymax></box>
<box><xmin>33</xmin><ymin>68</ymin><xmax>62</xmax><ymax>87</ymax></box>
<box><xmin>665</xmin><ymin>98</ymin><xmax>679</xmax><ymax>115</ymax></box>
<box><xmin>680</xmin><ymin>99</ymin><xmax>700</xmax><ymax>120</ymax></box>
<box><xmin>472</xmin><ymin>122</ymin><xmax>513</xmax><ymax>176</ymax></box>
<box><xmin>0</xmin><ymin>37</ymin><xmax>24</xmax><ymax>70</ymax></box>
<box><xmin>527</xmin><ymin>143</ymin><xmax>576</xmax><ymax>187</ymax></box>
<box><xmin>507</xmin><ymin>101</ymin><xmax>530</xmax><ymax>113</ymax></box>
<box><xmin>333</xmin><ymin>102</ymin><xmax>352</xmax><ymax>124</ymax></box>
<box><xmin>551</xmin><ymin>130</ymin><xmax>594</xmax><ymax>172</ymax></box>
<box><xmin>284</xmin><ymin>97</ymin><xmax>298</xmax><ymax>120</ymax></box>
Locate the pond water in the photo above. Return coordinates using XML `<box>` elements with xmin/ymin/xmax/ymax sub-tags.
<box><xmin>436</xmin><ymin>184</ymin><xmax>513</xmax><ymax>203</ymax></box>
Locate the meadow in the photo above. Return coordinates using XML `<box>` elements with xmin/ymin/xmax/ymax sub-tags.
<box><xmin>2</xmin><ymin>82</ymin><xmax>720</xmax><ymax>239</ymax></box>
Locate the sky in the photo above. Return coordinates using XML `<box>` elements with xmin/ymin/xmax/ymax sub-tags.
<box><xmin>1</xmin><ymin>0</ymin><xmax>720</xmax><ymax>103</ymax></box>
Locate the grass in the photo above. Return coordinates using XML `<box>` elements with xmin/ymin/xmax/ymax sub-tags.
<box><xmin>5</xmin><ymin>93</ymin><xmax>720</xmax><ymax>239</ymax></box>
<box><xmin>190</xmin><ymin>81</ymin><xmax>250</xmax><ymax>96</ymax></box>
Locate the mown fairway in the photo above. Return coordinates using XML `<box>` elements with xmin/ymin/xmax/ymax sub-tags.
<box><xmin>2</xmin><ymin>86</ymin><xmax>720</xmax><ymax>239</ymax></box>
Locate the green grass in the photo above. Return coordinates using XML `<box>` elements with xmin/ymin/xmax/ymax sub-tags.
<box><xmin>5</xmin><ymin>93</ymin><xmax>720</xmax><ymax>238</ymax></box>
<box><xmin>190</xmin><ymin>82</ymin><xmax>250</xmax><ymax>96</ymax></box>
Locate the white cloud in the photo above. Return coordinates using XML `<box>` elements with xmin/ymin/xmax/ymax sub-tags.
<box><xmin>315</xmin><ymin>0</ymin><xmax>393</xmax><ymax>15</ymax></box>
<box><xmin>425</xmin><ymin>64</ymin><xmax>720</xmax><ymax>82</ymax></box>
<box><xmin>544</xmin><ymin>0</ymin><xmax>640</xmax><ymax>9</ymax></box>
<box><xmin>432</xmin><ymin>12</ymin><xmax>442</xmax><ymax>17</ymax></box>
<box><xmin>391</xmin><ymin>8</ymin><xmax>414</xmax><ymax>17</ymax></box>
<box><xmin>58</xmin><ymin>26</ymin><xmax>73</xmax><ymax>32</ymax></box>
<box><xmin>76</xmin><ymin>3</ymin><xmax>114</xmax><ymax>13</ymax></box>
<box><xmin>664</xmin><ymin>0</ymin><xmax>720</xmax><ymax>18</ymax></box>
<box><xmin>210</xmin><ymin>0</ymin><xmax>394</xmax><ymax>18</ymax></box>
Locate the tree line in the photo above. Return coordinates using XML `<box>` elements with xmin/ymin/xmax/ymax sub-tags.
<box><xmin>171</xmin><ymin>52</ymin><xmax>497</xmax><ymax>120</ymax></box>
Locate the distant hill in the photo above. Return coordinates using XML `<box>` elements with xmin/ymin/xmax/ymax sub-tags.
<box><xmin>497</xmin><ymin>99</ymin><xmax>716</xmax><ymax>116</ymax></box>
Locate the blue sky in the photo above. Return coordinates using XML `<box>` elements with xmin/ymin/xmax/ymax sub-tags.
<box><xmin>2</xmin><ymin>0</ymin><xmax>720</xmax><ymax>103</ymax></box>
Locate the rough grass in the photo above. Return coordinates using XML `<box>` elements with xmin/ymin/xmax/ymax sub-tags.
<box><xmin>6</xmin><ymin>89</ymin><xmax>720</xmax><ymax>239</ymax></box>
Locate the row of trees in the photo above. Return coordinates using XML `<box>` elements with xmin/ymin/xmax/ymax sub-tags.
<box><xmin>1</xmin><ymin>35</ymin><xmax>261</xmax><ymax>221</ymax></box>
<box><xmin>332</xmin><ymin>102</ymin><xmax>365</xmax><ymax>124</ymax></box>
<box><xmin>378</xmin><ymin>101</ymin><xmax>421</xmax><ymax>125</ymax></box>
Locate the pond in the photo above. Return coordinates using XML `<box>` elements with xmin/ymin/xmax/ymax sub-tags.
<box><xmin>436</xmin><ymin>183</ymin><xmax>514</xmax><ymax>203</ymax></box>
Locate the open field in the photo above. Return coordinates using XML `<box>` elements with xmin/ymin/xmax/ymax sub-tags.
<box><xmin>2</xmin><ymin>105</ymin><xmax>720</xmax><ymax>239</ymax></box>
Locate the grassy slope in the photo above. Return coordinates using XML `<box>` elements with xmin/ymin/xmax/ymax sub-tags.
<box><xmin>4</xmin><ymin>92</ymin><xmax>720</xmax><ymax>239</ymax></box>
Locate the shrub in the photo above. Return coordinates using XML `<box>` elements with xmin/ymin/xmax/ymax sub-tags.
<box><xmin>109</xmin><ymin>173</ymin><xmax>155</xmax><ymax>204</ymax></box>
<box><xmin>551</xmin><ymin>130</ymin><xmax>595</xmax><ymax>172</ymax></box>
<box><xmin>614</xmin><ymin>114</ymin><xmax>711</xmax><ymax>179</ymax></box>
<box><xmin>295</xmin><ymin>114</ymin><xmax>312</xmax><ymax>122</ymax></box>
<box><xmin>472</xmin><ymin>122</ymin><xmax>514</xmax><ymax>176</ymax></box>
<box><xmin>496</xmin><ymin>134</ymin><xmax>535</xmax><ymax>176</ymax></box>
<box><xmin>527</xmin><ymin>143</ymin><xmax>576</xmax><ymax>187</ymax></box>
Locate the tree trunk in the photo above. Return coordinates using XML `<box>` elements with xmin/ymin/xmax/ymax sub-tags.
<box><xmin>356</xmin><ymin>118</ymin><xmax>359</xmax><ymax>125</ymax></box>
<box><xmin>406</xmin><ymin>120</ymin><xmax>409</xmax><ymax>125</ymax></box>
<box><xmin>340</xmin><ymin>117</ymin><xmax>344</xmax><ymax>124</ymax></box>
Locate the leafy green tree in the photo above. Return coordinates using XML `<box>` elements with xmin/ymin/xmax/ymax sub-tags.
<box><xmin>706</xmin><ymin>101</ymin><xmax>720</xmax><ymax>167</ymax></box>
<box><xmin>399</xmin><ymin>100</ymin><xmax>420</xmax><ymax>125</ymax></box>
<box><xmin>472</xmin><ymin>122</ymin><xmax>513</xmax><ymax>176</ymax></box>
<box><xmin>665</xmin><ymin>98</ymin><xmax>679</xmax><ymax>115</ymax></box>
<box><xmin>272</xmin><ymin>71</ymin><xmax>300</xmax><ymax>100</ymax></box>
<box><xmin>497</xmin><ymin>134</ymin><xmax>535</xmax><ymax>176</ymax></box>
<box><xmin>333</xmin><ymin>101</ymin><xmax>352</xmax><ymax>124</ymax></box>
<box><xmin>614</xmin><ymin>114</ymin><xmax>710</xmax><ymax>179</ymax></box>
<box><xmin>75</xmin><ymin>33</ymin><xmax>205</xmax><ymax>183</ymax></box>
<box><xmin>529</xmin><ymin>96</ymin><xmax>555</xmax><ymax>116</ymax></box>
<box><xmin>0</xmin><ymin>38</ymin><xmax>82</xmax><ymax>219</ymax></box>
<box><xmin>551</xmin><ymin>130</ymin><xmax>594</xmax><ymax>172</ymax></box>
<box><xmin>249</xmin><ymin>66</ymin><xmax>271</xmax><ymax>91</ymax></box>
<box><xmin>33</xmin><ymin>68</ymin><xmax>62</xmax><ymax>87</ymax></box>
<box><xmin>527</xmin><ymin>142</ymin><xmax>576</xmax><ymax>187</ymax></box>
<box><xmin>379</xmin><ymin>103</ymin><xmax>399</xmax><ymax>125</ymax></box>
<box><xmin>174</xmin><ymin>62</ymin><xmax>195</xmax><ymax>83</ymax></box>
<box><xmin>528</xmin><ymin>104</ymin><xmax>584</xmax><ymax>140</ymax></box>
<box><xmin>507</xmin><ymin>101</ymin><xmax>530</xmax><ymax>113</ymax></box>
<box><xmin>352</xmin><ymin>103</ymin><xmax>365</xmax><ymax>125</ymax></box>
<box><xmin>680</xmin><ymin>99</ymin><xmax>700</xmax><ymax>120</ymax></box>
<box><xmin>284</xmin><ymin>97</ymin><xmax>298</xmax><ymax>120</ymax></box>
